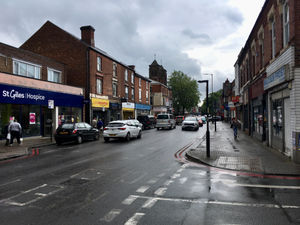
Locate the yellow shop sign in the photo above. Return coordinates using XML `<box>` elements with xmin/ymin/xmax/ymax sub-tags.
<box><xmin>91</xmin><ymin>98</ymin><xmax>109</xmax><ymax>108</ymax></box>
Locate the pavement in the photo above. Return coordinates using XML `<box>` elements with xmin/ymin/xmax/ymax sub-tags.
<box><xmin>186</xmin><ymin>121</ymin><xmax>300</xmax><ymax>176</ymax></box>
<box><xmin>0</xmin><ymin>136</ymin><xmax>55</xmax><ymax>161</ymax></box>
<box><xmin>1</xmin><ymin>124</ymin><xmax>300</xmax><ymax>176</ymax></box>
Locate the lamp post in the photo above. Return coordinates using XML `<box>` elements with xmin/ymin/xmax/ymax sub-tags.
<box><xmin>203</xmin><ymin>73</ymin><xmax>216</xmax><ymax>131</ymax></box>
<box><xmin>198</xmin><ymin>80</ymin><xmax>210</xmax><ymax>158</ymax></box>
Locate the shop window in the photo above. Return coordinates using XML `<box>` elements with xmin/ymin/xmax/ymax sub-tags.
<box><xmin>272</xmin><ymin>99</ymin><xmax>283</xmax><ymax>138</ymax></box>
<box><xmin>58</xmin><ymin>107</ymin><xmax>81</xmax><ymax>125</ymax></box>
<box><xmin>47</xmin><ymin>68</ymin><xmax>62</xmax><ymax>83</ymax></box>
<box><xmin>253</xmin><ymin>106</ymin><xmax>263</xmax><ymax>135</ymax></box>
<box><xmin>13</xmin><ymin>59</ymin><xmax>41</xmax><ymax>79</ymax></box>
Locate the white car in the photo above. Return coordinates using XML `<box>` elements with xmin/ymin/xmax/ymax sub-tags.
<box><xmin>103</xmin><ymin>120</ymin><xmax>142</xmax><ymax>142</ymax></box>
<box><xmin>182</xmin><ymin>117</ymin><xmax>199</xmax><ymax>131</ymax></box>
<box><xmin>156</xmin><ymin>114</ymin><xmax>176</xmax><ymax>130</ymax></box>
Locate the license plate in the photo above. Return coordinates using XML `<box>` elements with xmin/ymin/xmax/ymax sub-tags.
<box><xmin>109</xmin><ymin>134</ymin><xmax>116</xmax><ymax>137</ymax></box>
<box><xmin>60</xmin><ymin>131</ymin><xmax>68</xmax><ymax>135</ymax></box>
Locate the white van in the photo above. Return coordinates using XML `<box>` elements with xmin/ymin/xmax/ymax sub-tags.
<box><xmin>156</xmin><ymin>114</ymin><xmax>176</xmax><ymax>130</ymax></box>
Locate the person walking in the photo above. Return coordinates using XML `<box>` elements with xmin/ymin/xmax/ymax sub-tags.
<box><xmin>92</xmin><ymin>117</ymin><xmax>97</xmax><ymax>128</ymax></box>
<box><xmin>8</xmin><ymin>119</ymin><xmax>22</xmax><ymax>146</ymax></box>
<box><xmin>97</xmin><ymin>118</ymin><xmax>103</xmax><ymax>131</ymax></box>
<box><xmin>232</xmin><ymin>117</ymin><xmax>239</xmax><ymax>139</ymax></box>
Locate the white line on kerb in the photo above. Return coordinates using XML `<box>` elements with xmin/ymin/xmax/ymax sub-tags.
<box><xmin>136</xmin><ymin>186</ymin><xmax>150</xmax><ymax>193</ymax></box>
<box><xmin>124</xmin><ymin>212</ymin><xmax>145</xmax><ymax>225</ymax></box>
<box><xmin>224</xmin><ymin>181</ymin><xmax>300</xmax><ymax>190</ymax></box>
<box><xmin>142</xmin><ymin>198</ymin><xmax>157</xmax><ymax>208</ymax></box>
<box><xmin>122</xmin><ymin>195</ymin><xmax>138</xmax><ymax>205</ymax></box>
<box><xmin>100</xmin><ymin>209</ymin><xmax>122</xmax><ymax>222</ymax></box>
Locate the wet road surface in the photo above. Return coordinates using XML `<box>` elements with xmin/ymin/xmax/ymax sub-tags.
<box><xmin>0</xmin><ymin>126</ymin><xmax>300</xmax><ymax>225</ymax></box>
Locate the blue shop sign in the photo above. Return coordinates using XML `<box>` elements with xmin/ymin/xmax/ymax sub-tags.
<box><xmin>135</xmin><ymin>103</ymin><xmax>151</xmax><ymax>110</ymax></box>
<box><xmin>0</xmin><ymin>83</ymin><xmax>83</xmax><ymax>108</ymax></box>
<box><xmin>264</xmin><ymin>66</ymin><xmax>286</xmax><ymax>90</ymax></box>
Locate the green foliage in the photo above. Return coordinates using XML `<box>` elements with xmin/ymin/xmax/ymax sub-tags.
<box><xmin>169</xmin><ymin>71</ymin><xmax>200</xmax><ymax>115</ymax></box>
<box><xmin>201</xmin><ymin>89</ymin><xmax>222</xmax><ymax>115</ymax></box>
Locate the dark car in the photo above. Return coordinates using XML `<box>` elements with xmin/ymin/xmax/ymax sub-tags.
<box><xmin>176</xmin><ymin>116</ymin><xmax>185</xmax><ymax>125</ymax></box>
<box><xmin>137</xmin><ymin>115</ymin><xmax>156</xmax><ymax>129</ymax></box>
<box><xmin>54</xmin><ymin>122</ymin><xmax>99</xmax><ymax>145</ymax></box>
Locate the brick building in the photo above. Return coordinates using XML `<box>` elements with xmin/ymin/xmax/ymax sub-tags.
<box><xmin>20</xmin><ymin>21</ymin><xmax>151</xmax><ymax>124</ymax></box>
<box><xmin>0</xmin><ymin>42</ymin><xmax>83</xmax><ymax>138</ymax></box>
<box><xmin>234</xmin><ymin>0</ymin><xmax>300</xmax><ymax>162</ymax></box>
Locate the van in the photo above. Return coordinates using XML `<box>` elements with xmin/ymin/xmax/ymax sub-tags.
<box><xmin>156</xmin><ymin>114</ymin><xmax>176</xmax><ymax>130</ymax></box>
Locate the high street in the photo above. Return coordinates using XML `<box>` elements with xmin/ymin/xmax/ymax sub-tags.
<box><xmin>0</xmin><ymin>123</ymin><xmax>300</xmax><ymax>225</ymax></box>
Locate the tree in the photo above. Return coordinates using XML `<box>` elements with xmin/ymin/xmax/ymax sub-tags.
<box><xmin>169</xmin><ymin>71</ymin><xmax>200</xmax><ymax>115</ymax></box>
<box><xmin>201</xmin><ymin>89</ymin><xmax>222</xmax><ymax>115</ymax></box>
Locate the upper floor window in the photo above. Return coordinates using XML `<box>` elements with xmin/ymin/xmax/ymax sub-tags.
<box><xmin>146</xmin><ymin>90</ymin><xmax>149</xmax><ymax>102</ymax></box>
<box><xmin>113</xmin><ymin>83</ymin><xmax>117</xmax><ymax>97</ymax></box>
<box><xmin>131</xmin><ymin>72</ymin><xmax>134</xmax><ymax>84</ymax></box>
<box><xmin>96</xmin><ymin>78</ymin><xmax>102</xmax><ymax>94</ymax></box>
<box><xmin>139</xmin><ymin>88</ymin><xmax>142</xmax><ymax>102</ymax></box>
<box><xmin>271</xmin><ymin>18</ymin><xmax>276</xmax><ymax>58</ymax></box>
<box><xmin>146</xmin><ymin>81</ymin><xmax>148</xmax><ymax>89</ymax></box>
<box><xmin>125</xmin><ymin>69</ymin><xmax>128</xmax><ymax>81</ymax></box>
<box><xmin>125</xmin><ymin>86</ymin><xmax>129</xmax><ymax>99</ymax></box>
<box><xmin>97</xmin><ymin>56</ymin><xmax>102</xmax><ymax>72</ymax></box>
<box><xmin>139</xmin><ymin>78</ymin><xmax>141</xmax><ymax>87</ymax></box>
<box><xmin>283</xmin><ymin>3</ymin><xmax>289</xmax><ymax>47</ymax></box>
<box><xmin>113</xmin><ymin>62</ymin><xmax>117</xmax><ymax>77</ymax></box>
<box><xmin>47</xmin><ymin>68</ymin><xmax>62</xmax><ymax>83</ymax></box>
<box><xmin>13</xmin><ymin>59</ymin><xmax>41</xmax><ymax>79</ymax></box>
<box><xmin>131</xmin><ymin>88</ymin><xmax>134</xmax><ymax>100</ymax></box>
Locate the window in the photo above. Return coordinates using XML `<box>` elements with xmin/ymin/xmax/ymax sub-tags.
<box><xmin>131</xmin><ymin>88</ymin><xmax>134</xmax><ymax>100</ymax></box>
<box><xmin>139</xmin><ymin>88</ymin><xmax>142</xmax><ymax>102</ymax></box>
<box><xmin>146</xmin><ymin>90</ymin><xmax>149</xmax><ymax>102</ymax></box>
<box><xmin>125</xmin><ymin>69</ymin><xmax>128</xmax><ymax>81</ymax></box>
<box><xmin>113</xmin><ymin>83</ymin><xmax>117</xmax><ymax>97</ymax></box>
<box><xmin>146</xmin><ymin>81</ymin><xmax>148</xmax><ymax>89</ymax></box>
<box><xmin>113</xmin><ymin>62</ymin><xmax>117</xmax><ymax>77</ymax></box>
<box><xmin>271</xmin><ymin>18</ymin><xmax>276</xmax><ymax>58</ymax></box>
<box><xmin>125</xmin><ymin>86</ymin><xmax>129</xmax><ymax>99</ymax></box>
<box><xmin>47</xmin><ymin>68</ymin><xmax>61</xmax><ymax>83</ymax></box>
<box><xmin>131</xmin><ymin>72</ymin><xmax>134</xmax><ymax>84</ymax></box>
<box><xmin>283</xmin><ymin>3</ymin><xmax>289</xmax><ymax>47</ymax></box>
<box><xmin>13</xmin><ymin>60</ymin><xmax>41</xmax><ymax>79</ymax></box>
<box><xmin>97</xmin><ymin>56</ymin><xmax>102</xmax><ymax>71</ymax></box>
<box><xmin>96</xmin><ymin>78</ymin><xmax>102</xmax><ymax>94</ymax></box>
<box><xmin>139</xmin><ymin>78</ymin><xmax>141</xmax><ymax>87</ymax></box>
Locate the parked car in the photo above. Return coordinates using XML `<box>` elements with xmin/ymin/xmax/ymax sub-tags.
<box><xmin>103</xmin><ymin>120</ymin><xmax>142</xmax><ymax>142</ymax></box>
<box><xmin>137</xmin><ymin>115</ymin><xmax>156</xmax><ymax>129</ymax></box>
<box><xmin>175</xmin><ymin>115</ymin><xmax>185</xmax><ymax>125</ymax></box>
<box><xmin>182</xmin><ymin>117</ymin><xmax>199</xmax><ymax>131</ymax></box>
<box><xmin>156</xmin><ymin>114</ymin><xmax>176</xmax><ymax>130</ymax></box>
<box><xmin>55</xmin><ymin>122</ymin><xmax>99</xmax><ymax>145</ymax></box>
<box><xmin>130</xmin><ymin>119</ymin><xmax>143</xmax><ymax>129</ymax></box>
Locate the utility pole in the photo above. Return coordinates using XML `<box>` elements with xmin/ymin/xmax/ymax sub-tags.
<box><xmin>198</xmin><ymin>80</ymin><xmax>210</xmax><ymax>158</ymax></box>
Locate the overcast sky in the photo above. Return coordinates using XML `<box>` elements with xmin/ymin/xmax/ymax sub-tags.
<box><xmin>0</xmin><ymin>0</ymin><xmax>265</xmax><ymax>99</ymax></box>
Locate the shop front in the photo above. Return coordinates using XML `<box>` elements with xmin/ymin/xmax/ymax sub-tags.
<box><xmin>122</xmin><ymin>102</ymin><xmax>135</xmax><ymax>119</ymax></box>
<box><xmin>91</xmin><ymin>97</ymin><xmax>109</xmax><ymax>127</ymax></box>
<box><xmin>135</xmin><ymin>103</ymin><xmax>151</xmax><ymax>117</ymax></box>
<box><xmin>109</xmin><ymin>102</ymin><xmax>121</xmax><ymax>122</ymax></box>
<box><xmin>0</xmin><ymin>83</ymin><xmax>83</xmax><ymax>139</ymax></box>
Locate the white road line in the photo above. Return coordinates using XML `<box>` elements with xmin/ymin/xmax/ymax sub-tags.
<box><xmin>23</xmin><ymin>184</ymin><xmax>47</xmax><ymax>193</ymax></box>
<box><xmin>129</xmin><ymin>173</ymin><xmax>148</xmax><ymax>184</ymax></box>
<box><xmin>224</xmin><ymin>181</ymin><xmax>300</xmax><ymax>190</ymax></box>
<box><xmin>154</xmin><ymin>187</ymin><xmax>167</xmax><ymax>196</ymax></box>
<box><xmin>122</xmin><ymin>195</ymin><xmax>138</xmax><ymax>205</ymax></box>
<box><xmin>142</xmin><ymin>198</ymin><xmax>158</xmax><ymax>208</ymax></box>
<box><xmin>100</xmin><ymin>209</ymin><xmax>122</xmax><ymax>222</ymax></box>
<box><xmin>0</xmin><ymin>179</ymin><xmax>21</xmax><ymax>187</ymax></box>
<box><xmin>179</xmin><ymin>177</ymin><xmax>188</xmax><ymax>184</ymax></box>
<box><xmin>130</xmin><ymin>195</ymin><xmax>300</xmax><ymax>209</ymax></box>
<box><xmin>35</xmin><ymin>193</ymin><xmax>47</xmax><ymax>197</ymax></box>
<box><xmin>177</xmin><ymin>168</ymin><xmax>184</xmax><ymax>173</ymax></box>
<box><xmin>157</xmin><ymin>173</ymin><xmax>165</xmax><ymax>177</ymax></box>
<box><xmin>164</xmin><ymin>180</ymin><xmax>174</xmax><ymax>186</ymax></box>
<box><xmin>136</xmin><ymin>186</ymin><xmax>150</xmax><ymax>193</ymax></box>
<box><xmin>171</xmin><ymin>173</ymin><xmax>181</xmax><ymax>179</ymax></box>
<box><xmin>124</xmin><ymin>212</ymin><xmax>145</xmax><ymax>225</ymax></box>
<box><xmin>147</xmin><ymin>178</ymin><xmax>159</xmax><ymax>184</ymax></box>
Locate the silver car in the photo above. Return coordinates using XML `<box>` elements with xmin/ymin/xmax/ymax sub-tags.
<box><xmin>182</xmin><ymin>117</ymin><xmax>199</xmax><ymax>131</ymax></box>
<box><xmin>156</xmin><ymin>114</ymin><xmax>176</xmax><ymax>130</ymax></box>
<box><xmin>103</xmin><ymin>120</ymin><xmax>142</xmax><ymax>142</ymax></box>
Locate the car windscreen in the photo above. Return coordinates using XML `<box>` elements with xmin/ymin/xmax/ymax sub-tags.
<box><xmin>107</xmin><ymin>123</ymin><xmax>125</xmax><ymax>127</ymax></box>
<box><xmin>157</xmin><ymin>115</ymin><xmax>168</xmax><ymax>119</ymax></box>
<box><xmin>184</xmin><ymin>117</ymin><xmax>197</xmax><ymax>121</ymax></box>
<box><xmin>61</xmin><ymin>124</ymin><xmax>75</xmax><ymax>129</ymax></box>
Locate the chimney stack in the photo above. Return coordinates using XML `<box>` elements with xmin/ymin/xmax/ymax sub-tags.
<box><xmin>80</xmin><ymin>25</ymin><xmax>95</xmax><ymax>47</ymax></box>
<box><xmin>129</xmin><ymin>65</ymin><xmax>135</xmax><ymax>70</ymax></box>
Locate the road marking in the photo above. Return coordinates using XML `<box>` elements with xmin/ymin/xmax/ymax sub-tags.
<box><xmin>164</xmin><ymin>180</ymin><xmax>174</xmax><ymax>186</ymax></box>
<box><xmin>177</xmin><ymin>168</ymin><xmax>184</xmax><ymax>173</ymax></box>
<box><xmin>171</xmin><ymin>173</ymin><xmax>181</xmax><ymax>179</ymax></box>
<box><xmin>223</xmin><ymin>181</ymin><xmax>300</xmax><ymax>190</ymax></box>
<box><xmin>147</xmin><ymin>178</ymin><xmax>159</xmax><ymax>184</ymax></box>
<box><xmin>157</xmin><ymin>173</ymin><xmax>165</xmax><ymax>177</ymax></box>
<box><xmin>122</xmin><ymin>195</ymin><xmax>138</xmax><ymax>205</ymax></box>
<box><xmin>124</xmin><ymin>212</ymin><xmax>145</xmax><ymax>225</ymax></box>
<box><xmin>0</xmin><ymin>179</ymin><xmax>21</xmax><ymax>187</ymax></box>
<box><xmin>136</xmin><ymin>186</ymin><xmax>150</xmax><ymax>193</ymax></box>
<box><xmin>154</xmin><ymin>187</ymin><xmax>167</xmax><ymax>196</ymax></box>
<box><xmin>129</xmin><ymin>173</ymin><xmax>147</xmax><ymax>184</ymax></box>
<box><xmin>23</xmin><ymin>184</ymin><xmax>47</xmax><ymax>193</ymax></box>
<box><xmin>100</xmin><ymin>209</ymin><xmax>122</xmax><ymax>222</ymax></box>
<box><xmin>129</xmin><ymin>195</ymin><xmax>300</xmax><ymax>209</ymax></box>
<box><xmin>142</xmin><ymin>198</ymin><xmax>157</xmax><ymax>208</ymax></box>
<box><xmin>179</xmin><ymin>177</ymin><xmax>188</xmax><ymax>184</ymax></box>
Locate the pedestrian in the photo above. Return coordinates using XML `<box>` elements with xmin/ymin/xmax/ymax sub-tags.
<box><xmin>232</xmin><ymin>117</ymin><xmax>239</xmax><ymax>139</ymax></box>
<box><xmin>97</xmin><ymin>118</ymin><xmax>103</xmax><ymax>131</ymax></box>
<box><xmin>8</xmin><ymin>119</ymin><xmax>22</xmax><ymax>146</ymax></box>
<box><xmin>92</xmin><ymin>117</ymin><xmax>97</xmax><ymax>128</ymax></box>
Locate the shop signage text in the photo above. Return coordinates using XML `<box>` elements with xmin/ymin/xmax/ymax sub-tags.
<box><xmin>264</xmin><ymin>66</ymin><xmax>286</xmax><ymax>90</ymax></box>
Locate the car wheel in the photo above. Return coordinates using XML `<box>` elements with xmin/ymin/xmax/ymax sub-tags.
<box><xmin>104</xmin><ymin>137</ymin><xmax>109</xmax><ymax>142</ymax></box>
<box><xmin>125</xmin><ymin>133</ymin><xmax>130</xmax><ymax>141</ymax></box>
<box><xmin>137</xmin><ymin>131</ymin><xmax>142</xmax><ymax>139</ymax></box>
<box><xmin>94</xmin><ymin>133</ymin><xmax>100</xmax><ymax>140</ymax></box>
<box><xmin>77</xmin><ymin>135</ymin><xmax>83</xmax><ymax>144</ymax></box>
<box><xmin>157</xmin><ymin>127</ymin><xmax>160</xmax><ymax>130</ymax></box>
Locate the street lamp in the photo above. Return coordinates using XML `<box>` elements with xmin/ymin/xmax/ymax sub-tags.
<box><xmin>203</xmin><ymin>73</ymin><xmax>216</xmax><ymax>132</ymax></box>
<box><xmin>198</xmin><ymin>80</ymin><xmax>210</xmax><ymax>158</ymax></box>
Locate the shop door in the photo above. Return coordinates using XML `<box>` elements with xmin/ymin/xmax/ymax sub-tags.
<box><xmin>284</xmin><ymin>98</ymin><xmax>292</xmax><ymax>153</ymax></box>
<box><xmin>271</xmin><ymin>99</ymin><xmax>284</xmax><ymax>152</ymax></box>
<box><xmin>42</xmin><ymin>107</ymin><xmax>53</xmax><ymax>137</ymax></box>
